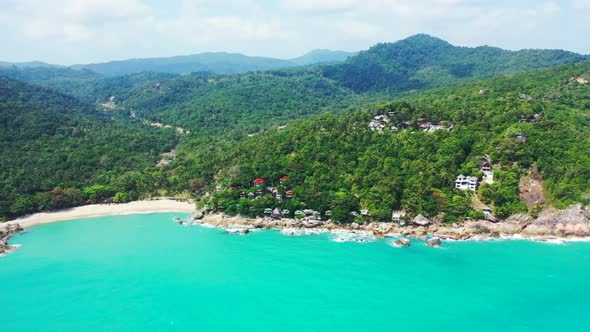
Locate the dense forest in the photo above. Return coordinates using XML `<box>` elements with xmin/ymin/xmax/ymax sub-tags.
<box><xmin>0</xmin><ymin>77</ymin><xmax>179</xmax><ymax>220</ymax></box>
<box><xmin>0</xmin><ymin>35</ymin><xmax>588</xmax><ymax>222</ymax></box>
<box><xmin>2</xmin><ymin>34</ymin><xmax>587</xmax><ymax>141</ymax></box>
<box><xmin>322</xmin><ymin>34</ymin><xmax>589</xmax><ymax>93</ymax></box>
<box><xmin>167</xmin><ymin>62</ymin><xmax>590</xmax><ymax>222</ymax></box>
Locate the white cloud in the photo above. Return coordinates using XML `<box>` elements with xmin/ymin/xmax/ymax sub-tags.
<box><xmin>541</xmin><ymin>2</ymin><xmax>561</xmax><ymax>14</ymax></box>
<box><xmin>62</xmin><ymin>0</ymin><xmax>150</xmax><ymax>25</ymax></box>
<box><xmin>0</xmin><ymin>0</ymin><xmax>588</xmax><ymax>64</ymax></box>
<box><xmin>282</xmin><ymin>0</ymin><xmax>356</xmax><ymax>13</ymax></box>
<box><xmin>63</xmin><ymin>23</ymin><xmax>92</xmax><ymax>42</ymax></box>
<box><xmin>572</xmin><ymin>0</ymin><xmax>590</xmax><ymax>9</ymax></box>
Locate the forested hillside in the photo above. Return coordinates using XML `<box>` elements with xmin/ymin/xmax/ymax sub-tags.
<box><xmin>0</xmin><ymin>77</ymin><xmax>179</xmax><ymax>220</ymax></box>
<box><xmin>1</xmin><ymin>36</ymin><xmax>589</xmax><ymax>222</ymax></box>
<box><xmin>0</xmin><ymin>67</ymin><xmax>178</xmax><ymax>103</ymax></box>
<box><xmin>168</xmin><ymin>62</ymin><xmax>590</xmax><ymax>222</ymax></box>
<box><xmin>2</xmin><ymin>35</ymin><xmax>587</xmax><ymax>144</ymax></box>
<box><xmin>322</xmin><ymin>34</ymin><xmax>589</xmax><ymax>92</ymax></box>
<box><xmin>116</xmin><ymin>69</ymin><xmax>363</xmax><ymax>136</ymax></box>
<box><xmin>93</xmin><ymin>35</ymin><xmax>589</xmax><ymax>137</ymax></box>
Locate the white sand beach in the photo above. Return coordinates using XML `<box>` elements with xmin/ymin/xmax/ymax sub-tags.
<box><xmin>7</xmin><ymin>199</ymin><xmax>195</xmax><ymax>228</ymax></box>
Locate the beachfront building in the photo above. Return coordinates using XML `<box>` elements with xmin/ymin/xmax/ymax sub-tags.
<box><xmin>455</xmin><ymin>175</ymin><xmax>478</xmax><ymax>191</ymax></box>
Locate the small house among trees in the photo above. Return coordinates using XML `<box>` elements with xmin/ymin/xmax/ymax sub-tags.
<box><xmin>455</xmin><ymin>175</ymin><xmax>478</xmax><ymax>191</ymax></box>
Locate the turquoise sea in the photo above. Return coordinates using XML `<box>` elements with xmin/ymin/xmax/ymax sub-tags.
<box><xmin>2</xmin><ymin>213</ymin><xmax>590</xmax><ymax>331</ymax></box>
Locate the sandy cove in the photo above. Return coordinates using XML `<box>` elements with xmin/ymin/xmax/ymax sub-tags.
<box><xmin>6</xmin><ymin>199</ymin><xmax>195</xmax><ymax>229</ymax></box>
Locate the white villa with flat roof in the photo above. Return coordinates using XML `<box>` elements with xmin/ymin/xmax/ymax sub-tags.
<box><xmin>455</xmin><ymin>175</ymin><xmax>478</xmax><ymax>191</ymax></box>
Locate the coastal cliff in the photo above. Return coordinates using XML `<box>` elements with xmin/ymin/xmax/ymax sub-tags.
<box><xmin>197</xmin><ymin>204</ymin><xmax>590</xmax><ymax>242</ymax></box>
<box><xmin>0</xmin><ymin>223</ymin><xmax>23</xmax><ymax>254</ymax></box>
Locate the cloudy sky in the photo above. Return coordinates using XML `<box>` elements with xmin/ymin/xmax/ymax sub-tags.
<box><xmin>1</xmin><ymin>0</ymin><xmax>589</xmax><ymax>65</ymax></box>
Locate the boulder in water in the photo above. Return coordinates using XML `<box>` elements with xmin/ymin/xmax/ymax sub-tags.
<box><xmin>426</xmin><ymin>237</ymin><xmax>442</xmax><ymax>248</ymax></box>
<box><xmin>392</xmin><ymin>238</ymin><xmax>411</xmax><ymax>247</ymax></box>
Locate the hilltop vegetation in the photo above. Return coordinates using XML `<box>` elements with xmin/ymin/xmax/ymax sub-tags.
<box><xmin>116</xmin><ymin>69</ymin><xmax>363</xmax><ymax>136</ymax></box>
<box><xmin>170</xmin><ymin>61</ymin><xmax>590</xmax><ymax>222</ymax></box>
<box><xmin>322</xmin><ymin>34</ymin><xmax>588</xmax><ymax>93</ymax></box>
<box><xmin>2</xmin><ymin>35</ymin><xmax>587</xmax><ymax>142</ymax></box>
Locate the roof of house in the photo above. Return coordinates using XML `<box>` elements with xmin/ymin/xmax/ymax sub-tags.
<box><xmin>253</xmin><ymin>178</ymin><xmax>265</xmax><ymax>184</ymax></box>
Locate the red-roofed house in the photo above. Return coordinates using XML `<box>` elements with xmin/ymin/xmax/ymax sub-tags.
<box><xmin>253</xmin><ymin>178</ymin><xmax>265</xmax><ymax>185</ymax></box>
<box><xmin>279</xmin><ymin>176</ymin><xmax>289</xmax><ymax>182</ymax></box>
<box><xmin>285</xmin><ymin>190</ymin><xmax>293</xmax><ymax>198</ymax></box>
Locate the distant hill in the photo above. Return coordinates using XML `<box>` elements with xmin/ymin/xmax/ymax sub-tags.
<box><xmin>290</xmin><ymin>49</ymin><xmax>357</xmax><ymax>65</ymax></box>
<box><xmin>0</xmin><ymin>61</ymin><xmax>61</xmax><ymax>69</ymax></box>
<box><xmin>2</xmin><ymin>49</ymin><xmax>356</xmax><ymax>77</ymax></box>
<box><xmin>70</xmin><ymin>50</ymin><xmax>355</xmax><ymax>76</ymax></box>
<box><xmin>2</xmin><ymin>34</ymin><xmax>588</xmax><ymax>140</ymax></box>
<box><xmin>107</xmin><ymin>35</ymin><xmax>589</xmax><ymax>135</ymax></box>
<box><xmin>70</xmin><ymin>52</ymin><xmax>295</xmax><ymax>76</ymax></box>
<box><xmin>0</xmin><ymin>66</ymin><xmax>178</xmax><ymax>103</ymax></box>
<box><xmin>322</xmin><ymin>34</ymin><xmax>589</xmax><ymax>92</ymax></box>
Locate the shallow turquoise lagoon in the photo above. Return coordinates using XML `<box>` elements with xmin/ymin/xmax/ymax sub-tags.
<box><xmin>2</xmin><ymin>213</ymin><xmax>590</xmax><ymax>331</ymax></box>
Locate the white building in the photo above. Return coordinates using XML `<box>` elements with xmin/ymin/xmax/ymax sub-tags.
<box><xmin>455</xmin><ymin>175</ymin><xmax>478</xmax><ymax>191</ymax></box>
<box><xmin>480</xmin><ymin>162</ymin><xmax>494</xmax><ymax>184</ymax></box>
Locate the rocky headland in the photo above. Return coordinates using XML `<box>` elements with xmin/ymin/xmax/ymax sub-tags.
<box><xmin>0</xmin><ymin>223</ymin><xmax>23</xmax><ymax>255</ymax></box>
<box><xmin>194</xmin><ymin>204</ymin><xmax>590</xmax><ymax>245</ymax></box>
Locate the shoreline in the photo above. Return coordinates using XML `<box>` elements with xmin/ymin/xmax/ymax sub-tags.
<box><xmin>2</xmin><ymin>201</ymin><xmax>589</xmax><ymax>253</ymax></box>
<box><xmin>6</xmin><ymin>199</ymin><xmax>195</xmax><ymax>229</ymax></box>
<box><xmin>195</xmin><ymin>211</ymin><xmax>590</xmax><ymax>245</ymax></box>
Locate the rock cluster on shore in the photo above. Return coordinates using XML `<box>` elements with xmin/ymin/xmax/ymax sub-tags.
<box><xmin>196</xmin><ymin>204</ymin><xmax>590</xmax><ymax>244</ymax></box>
<box><xmin>0</xmin><ymin>223</ymin><xmax>23</xmax><ymax>254</ymax></box>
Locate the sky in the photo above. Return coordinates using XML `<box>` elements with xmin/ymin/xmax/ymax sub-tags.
<box><xmin>1</xmin><ymin>0</ymin><xmax>589</xmax><ymax>65</ymax></box>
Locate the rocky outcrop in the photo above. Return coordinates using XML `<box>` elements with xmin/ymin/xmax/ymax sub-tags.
<box><xmin>0</xmin><ymin>223</ymin><xmax>23</xmax><ymax>254</ymax></box>
<box><xmin>191</xmin><ymin>211</ymin><xmax>205</xmax><ymax>220</ymax></box>
<box><xmin>413</xmin><ymin>214</ymin><xmax>430</xmax><ymax>226</ymax></box>
<box><xmin>521</xmin><ymin>204</ymin><xmax>590</xmax><ymax>237</ymax></box>
<box><xmin>302</xmin><ymin>219</ymin><xmax>323</xmax><ymax>228</ymax></box>
<box><xmin>392</xmin><ymin>238</ymin><xmax>411</xmax><ymax>247</ymax></box>
<box><xmin>495</xmin><ymin>214</ymin><xmax>532</xmax><ymax>234</ymax></box>
<box><xmin>426</xmin><ymin>237</ymin><xmax>442</xmax><ymax>248</ymax></box>
<box><xmin>196</xmin><ymin>204</ymin><xmax>590</xmax><ymax>243</ymax></box>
